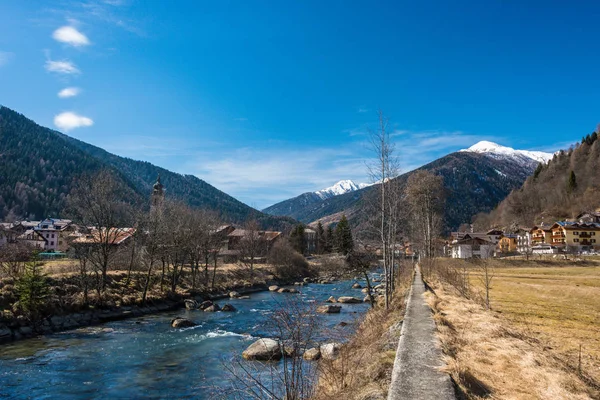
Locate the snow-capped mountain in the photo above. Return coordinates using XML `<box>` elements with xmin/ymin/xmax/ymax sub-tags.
<box><xmin>315</xmin><ymin>180</ymin><xmax>369</xmax><ymax>200</ymax></box>
<box><xmin>460</xmin><ymin>141</ymin><xmax>553</xmax><ymax>166</ymax></box>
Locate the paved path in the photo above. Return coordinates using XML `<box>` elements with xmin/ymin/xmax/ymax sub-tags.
<box><xmin>388</xmin><ymin>266</ymin><xmax>455</xmax><ymax>400</ymax></box>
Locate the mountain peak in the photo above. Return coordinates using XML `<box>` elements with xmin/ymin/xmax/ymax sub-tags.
<box><xmin>460</xmin><ymin>140</ymin><xmax>553</xmax><ymax>164</ymax></box>
<box><xmin>315</xmin><ymin>180</ymin><xmax>368</xmax><ymax>200</ymax></box>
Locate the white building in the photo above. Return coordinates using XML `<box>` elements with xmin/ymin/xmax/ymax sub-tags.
<box><xmin>451</xmin><ymin>234</ymin><xmax>495</xmax><ymax>259</ymax></box>
<box><xmin>34</xmin><ymin>218</ymin><xmax>73</xmax><ymax>251</ymax></box>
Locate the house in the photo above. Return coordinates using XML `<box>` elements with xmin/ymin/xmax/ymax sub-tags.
<box><xmin>451</xmin><ymin>234</ymin><xmax>495</xmax><ymax>259</ymax></box>
<box><xmin>577</xmin><ymin>211</ymin><xmax>600</xmax><ymax>224</ymax></box>
<box><xmin>498</xmin><ymin>234</ymin><xmax>518</xmax><ymax>253</ymax></box>
<box><xmin>549</xmin><ymin>221</ymin><xmax>600</xmax><ymax>251</ymax></box>
<box><xmin>304</xmin><ymin>228</ymin><xmax>317</xmax><ymax>254</ymax></box>
<box><xmin>17</xmin><ymin>229</ymin><xmax>47</xmax><ymax>249</ymax></box>
<box><xmin>226</xmin><ymin>228</ymin><xmax>282</xmax><ymax>255</ymax></box>
<box><xmin>34</xmin><ymin>218</ymin><xmax>73</xmax><ymax>251</ymax></box>
<box><xmin>486</xmin><ymin>229</ymin><xmax>504</xmax><ymax>244</ymax></box>
<box><xmin>530</xmin><ymin>224</ymin><xmax>552</xmax><ymax>245</ymax></box>
<box><xmin>72</xmin><ymin>227</ymin><xmax>136</xmax><ymax>247</ymax></box>
<box><xmin>513</xmin><ymin>227</ymin><xmax>531</xmax><ymax>254</ymax></box>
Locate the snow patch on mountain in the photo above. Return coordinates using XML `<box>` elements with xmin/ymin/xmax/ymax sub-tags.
<box><xmin>460</xmin><ymin>141</ymin><xmax>553</xmax><ymax>165</ymax></box>
<box><xmin>315</xmin><ymin>180</ymin><xmax>369</xmax><ymax>200</ymax></box>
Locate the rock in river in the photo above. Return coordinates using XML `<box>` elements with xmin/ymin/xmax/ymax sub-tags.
<box><xmin>199</xmin><ymin>300</ymin><xmax>213</xmax><ymax>310</ymax></box>
<box><xmin>268</xmin><ymin>285</ymin><xmax>280</xmax><ymax>292</ymax></box>
<box><xmin>317</xmin><ymin>305</ymin><xmax>342</xmax><ymax>314</ymax></box>
<box><xmin>184</xmin><ymin>299</ymin><xmax>199</xmax><ymax>310</ymax></box>
<box><xmin>326</xmin><ymin>296</ymin><xmax>337</xmax><ymax>303</ymax></box>
<box><xmin>221</xmin><ymin>304</ymin><xmax>236</xmax><ymax>312</ymax></box>
<box><xmin>337</xmin><ymin>296</ymin><xmax>362</xmax><ymax>304</ymax></box>
<box><xmin>204</xmin><ymin>304</ymin><xmax>221</xmax><ymax>312</ymax></box>
<box><xmin>171</xmin><ymin>317</ymin><xmax>197</xmax><ymax>328</ymax></box>
<box><xmin>242</xmin><ymin>338</ymin><xmax>282</xmax><ymax>361</ymax></box>
<box><xmin>229</xmin><ymin>291</ymin><xmax>240</xmax><ymax>298</ymax></box>
<box><xmin>320</xmin><ymin>342</ymin><xmax>342</xmax><ymax>360</ymax></box>
<box><xmin>352</xmin><ymin>283</ymin><xmax>362</xmax><ymax>289</ymax></box>
<box><xmin>303</xmin><ymin>347</ymin><xmax>321</xmax><ymax>361</ymax></box>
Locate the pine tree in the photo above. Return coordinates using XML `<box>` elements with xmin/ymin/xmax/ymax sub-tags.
<box><xmin>334</xmin><ymin>215</ymin><xmax>354</xmax><ymax>255</ymax></box>
<box><xmin>316</xmin><ymin>221</ymin><xmax>325</xmax><ymax>254</ymax></box>
<box><xmin>289</xmin><ymin>224</ymin><xmax>307</xmax><ymax>255</ymax></box>
<box><xmin>567</xmin><ymin>170</ymin><xmax>578</xmax><ymax>194</ymax></box>
<box><xmin>15</xmin><ymin>261</ymin><xmax>50</xmax><ymax>320</ymax></box>
<box><xmin>533</xmin><ymin>163</ymin><xmax>543</xmax><ymax>179</ymax></box>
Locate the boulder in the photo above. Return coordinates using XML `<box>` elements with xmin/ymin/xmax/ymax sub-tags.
<box><xmin>361</xmin><ymin>288</ymin><xmax>370</xmax><ymax>293</ymax></box>
<box><xmin>294</xmin><ymin>282</ymin><xmax>304</xmax><ymax>286</ymax></box>
<box><xmin>242</xmin><ymin>338</ymin><xmax>282</xmax><ymax>361</ymax></box>
<box><xmin>352</xmin><ymin>283</ymin><xmax>362</xmax><ymax>289</ymax></box>
<box><xmin>337</xmin><ymin>296</ymin><xmax>362</xmax><ymax>304</ymax></box>
<box><xmin>229</xmin><ymin>291</ymin><xmax>240</xmax><ymax>298</ymax></box>
<box><xmin>303</xmin><ymin>347</ymin><xmax>321</xmax><ymax>361</ymax></box>
<box><xmin>171</xmin><ymin>317</ymin><xmax>197</xmax><ymax>328</ymax></box>
<box><xmin>277</xmin><ymin>288</ymin><xmax>290</xmax><ymax>293</ymax></box>
<box><xmin>199</xmin><ymin>300</ymin><xmax>213</xmax><ymax>310</ymax></box>
<box><xmin>363</xmin><ymin>295</ymin><xmax>373</xmax><ymax>303</ymax></box>
<box><xmin>204</xmin><ymin>304</ymin><xmax>221</xmax><ymax>312</ymax></box>
<box><xmin>320</xmin><ymin>342</ymin><xmax>342</xmax><ymax>360</ymax></box>
<box><xmin>288</xmin><ymin>288</ymin><xmax>299</xmax><ymax>293</ymax></box>
<box><xmin>326</xmin><ymin>296</ymin><xmax>337</xmax><ymax>303</ymax></box>
<box><xmin>268</xmin><ymin>285</ymin><xmax>280</xmax><ymax>292</ymax></box>
<box><xmin>221</xmin><ymin>304</ymin><xmax>237</xmax><ymax>312</ymax></box>
<box><xmin>317</xmin><ymin>305</ymin><xmax>342</xmax><ymax>314</ymax></box>
<box><xmin>184</xmin><ymin>299</ymin><xmax>199</xmax><ymax>310</ymax></box>
<box><xmin>303</xmin><ymin>277</ymin><xmax>311</xmax><ymax>283</ymax></box>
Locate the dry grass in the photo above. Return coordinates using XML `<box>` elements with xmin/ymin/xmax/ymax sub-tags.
<box><xmin>427</xmin><ymin>259</ymin><xmax>600</xmax><ymax>399</ymax></box>
<box><xmin>313</xmin><ymin>265</ymin><xmax>413</xmax><ymax>400</ymax></box>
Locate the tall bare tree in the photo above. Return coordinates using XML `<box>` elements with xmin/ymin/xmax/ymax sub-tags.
<box><xmin>69</xmin><ymin>170</ymin><xmax>134</xmax><ymax>291</ymax></box>
<box><xmin>238</xmin><ymin>220</ymin><xmax>265</xmax><ymax>278</ymax></box>
<box><xmin>366</xmin><ymin>111</ymin><xmax>402</xmax><ymax>308</ymax></box>
<box><xmin>405</xmin><ymin>170</ymin><xmax>445</xmax><ymax>259</ymax></box>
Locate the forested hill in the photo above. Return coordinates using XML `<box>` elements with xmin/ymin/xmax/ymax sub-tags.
<box><xmin>0</xmin><ymin>106</ymin><xmax>295</xmax><ymax>230</ymax></box>
<box><xmin>262</xmin><ymin>151</ymin><xmax>539</xmax><ymax>232</ymax></box>
<box><xmin>474</xmin><ymin>131</ymin><xmax>600</xmax><ymax>230</ymax></box>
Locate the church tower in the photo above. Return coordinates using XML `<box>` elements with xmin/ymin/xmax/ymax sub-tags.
<box><xmin>151</xmin><ymin>174</ymin><xmax>164</xmax><ymax>209</ymax></box>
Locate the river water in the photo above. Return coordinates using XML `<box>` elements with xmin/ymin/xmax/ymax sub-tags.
<box><xmin>0</xmin><ymin>279</ymin><xmax>370</xmax><ymax>399</ymax></box>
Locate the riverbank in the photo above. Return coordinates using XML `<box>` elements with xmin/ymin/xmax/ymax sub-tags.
<box><xmin>313</xmin><ymin>263</ymin><xmax>413</xmax><ymax>400</ymax></box>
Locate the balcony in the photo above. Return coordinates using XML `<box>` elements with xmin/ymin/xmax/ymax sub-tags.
<box><xmin>579</xmin><ymin>233</ymin><xmax>593</xmax><ymax>238</ymax></box>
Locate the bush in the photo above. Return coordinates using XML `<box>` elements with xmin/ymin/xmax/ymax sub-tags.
<box><xmin>268</xmin><ymin>240</ymin><xmax>310</xmax><ymax>280</ymax></box>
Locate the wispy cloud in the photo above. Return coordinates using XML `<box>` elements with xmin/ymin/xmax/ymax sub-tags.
<box><xmin>54</xmin><ymin>112</ymin><xmax>93</xmax><ymax>131</ymax></box>
<box><xmin>0</xmin><ymin>51</ymin><xmax>14</xmax><ymax>67</ymax></box>
<box><xmin>57</xmin><ymin>87</ymin><xmax>81</xmax><ymax>98</ymax></box>
<box><xmin>52</xmin><ymin>25</ymin><xmax>90</xmax><ymax>47</ymax></box>
<box><xmin>45</xmin><ymin>59</ymin><xmax>80</xmax><ymax>74</ymax></box>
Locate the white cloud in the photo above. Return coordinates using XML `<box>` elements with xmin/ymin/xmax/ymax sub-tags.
<box><xmin>52</xmin><ymin>26</ymin><xmax>90</xmax><ymax>47</ymax></box>
<box><xmin>45</xmin><ymin>59</ymin><xmax>80</xmax><ymax>74</ymax></box>
<box><xmin>54</xmin><ymin>112</ymin><xmax>93</xmax><ymax>131</ymax></box>
<box><xmin>57</xmin><ymin>87</ymin><xmax>81</xmax><ymax>98</ymax></box>
<box><xmin>0</xmin><ymin>51</ymin><xmax>14</xmax><ymax>66</ymax></box>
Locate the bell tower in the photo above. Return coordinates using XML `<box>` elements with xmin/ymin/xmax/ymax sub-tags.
<box><xmin>151</xmin><ymin>174</ymin><xmax>164</xmax><ymax>209</ymax></box>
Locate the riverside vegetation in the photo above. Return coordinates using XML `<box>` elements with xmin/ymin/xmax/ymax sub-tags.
<box><xmin>422</xmin><ymin>258</ymin><xmax>600</xmax><ymax>399</ymax></box>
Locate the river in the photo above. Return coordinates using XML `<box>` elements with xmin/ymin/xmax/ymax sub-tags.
<box><xmin>0</xmin><ymin>278</ymin><xmax>371</xmax><ymax>399</ymax></box>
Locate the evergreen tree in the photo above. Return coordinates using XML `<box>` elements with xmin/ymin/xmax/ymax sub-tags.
<box><xmin>15</xmin><ymin>261</ymin><xmax>50</xmax><ymax>320</ymax></box>
<box><xmin>289</xmin><ymin>224</ymin><xmax>307</xmax><ymax>255</ymax></box>
<box><xmin>316</xmin><ymin>221</ymin><xmax>325</xmax><ymax>254</ymax></box>
<box><xmin>334</xmin><ymin>215</ymin><xmax>354</xmax><ymax>255</ymax></box>
<box><xmin>567</xmin><ymin>170</ymin><xmax>578</xmax><ymax>194</ymax></box>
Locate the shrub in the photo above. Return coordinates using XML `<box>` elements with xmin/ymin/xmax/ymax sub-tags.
<box><xmin>268</xmin><ymin>239</ymin><xmax>310</xmax><ymax>280</ymax></box>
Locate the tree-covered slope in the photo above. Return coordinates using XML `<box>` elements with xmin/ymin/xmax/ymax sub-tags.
<box><xmin>474</xmin><ymin>132</ymin><xmax>600</xmax><ymax>229</ymax></box>
<box><xmin>0</xmin><ymin>106</ymin><xmax>295</xmax><ymax>230</ymax></box>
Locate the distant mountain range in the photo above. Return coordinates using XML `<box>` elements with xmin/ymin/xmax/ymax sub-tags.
<box><xmin>262</xmin><ymin>180</ymin><xmax>369</xmax><ymax>218</ymax></box>
<box><xmin>0</xmin><ymin>106</ymin><xmax>295</xmax><ymax>230</ymax></box>
<box><xmin>263</xmin><ymin>141</ymin><xmax>554</xmax><ymax>231</ymax></box>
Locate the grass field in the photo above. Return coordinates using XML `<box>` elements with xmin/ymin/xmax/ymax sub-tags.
<box><xmin>428</xmin><ymin>258</ymin><xmax>600</xmax><ymax>399</ymax></box>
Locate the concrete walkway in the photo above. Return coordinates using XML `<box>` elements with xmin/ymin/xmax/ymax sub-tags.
<box><xmin>388</xmin><ymin>266</ymin><xmax>455</xmax><ymax>400</ymax></box>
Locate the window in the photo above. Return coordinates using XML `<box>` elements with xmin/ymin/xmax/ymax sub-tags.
<box><xmin>50</xmin><ymin>241</ymin><xmax>54</xmax><ymax>245</ymax></box>
<box><xmin>574</xmin><ymin>239</ymin><xmax>579</xmax><ymax>243</ymax></box>
<box><xmin>42</xmin><ymin>225</ymin><xmax>48</xmax><ymax>229</ymax></box>
<box><xmin>51</xmin><ymin>234</ymin><xmax>55</xmax><ymax>238</ymax></box>
<box><xmin>574</xmin><ymin>232</ymin><xmax>579</xmax><ymax>235</ymax></box>
<box><xmin>46</xmin><ymin>234</ymin><xmax>49</xmax><ymax>238</ymax></box>
<box><xmin>592</xmin><ymin>239</ymin><xmax>596</xmax><ymax>243</ymax></box>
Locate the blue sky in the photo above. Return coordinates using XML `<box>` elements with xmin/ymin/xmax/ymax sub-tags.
<box><xmin>1</xmin><ymin>1</ymin><xmax>599</xmax><ymax>209</ymax></box>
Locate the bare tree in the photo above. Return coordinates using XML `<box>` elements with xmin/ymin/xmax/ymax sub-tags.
<box><xmin>405</xmin><ymin>170</ymin><xmax>445</xmax><ymax>259</ymax></box>
<box><xmin>139</xmin><ymin>199</ymin><xmax>166</xmax><ymax>303</ymax></box>
<box><xmin>366</xmin><ymin>111</ymin><xmax>402</xmax><ymax>309</ymax></box>
<box><xmin>238</xmin><ymin>220</ymin><xmax>266</xmax><ymax>279</ymax></box>
<box><xmin>68</xmin><ymin>170</ymin><xmax>134</xmax><ymax>291</ymax></box>
<box><xmin>478</xmin><ymin>260</ymin><xmax>495</xmax><ymax>310</ymax></box>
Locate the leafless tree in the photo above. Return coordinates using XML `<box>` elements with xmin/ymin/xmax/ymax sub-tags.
<box><xmin>478</xmin><ymin>260</ymin><xmax>495</xmax><ymax>310</ymax></box>
<box><xmin>68</xmin><ymin>170</ymin><xmax>134</xmax><ymax>291</ymax></box>
<box><xmin>238</xmin><ymin>220</ymin><xmax>266</xmax><ymax>279</ymax></box>
<box><xmin>405</xmin><ymin>170</ymin><xmax>445</xmax><ymax>259</ymax></box>
<box><xmin>365</xmin><ymin>110</ymin><xmax>403</xmax><ymax>309</ymax></box>
<box><xmin>139</xmin><ymin>199</ymin><xmax>166</xmax><ymax>303</ymax></box>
